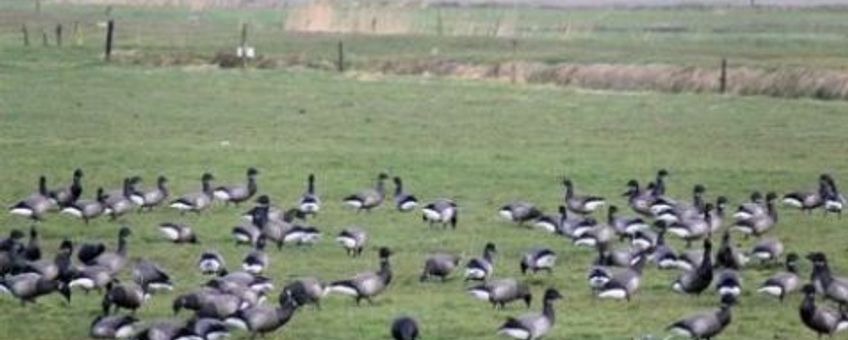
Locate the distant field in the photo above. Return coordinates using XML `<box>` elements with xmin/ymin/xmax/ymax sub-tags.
<box><xmin>2</xmin><ymin>2</ymin><xmax>848</xmax><ymax>339</ymax></box>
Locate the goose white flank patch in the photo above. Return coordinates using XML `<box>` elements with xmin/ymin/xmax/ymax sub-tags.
<box><xmin>69</xmin><ymin>278</ymin><xmax>96</xmax><ymax>290</ymax></box>
<box><xmin>533</xmin><ymin>220</ymin><xmax>557</xmax><ymax>233</ymax></box>
<box><xmin>584</xmin><ymin>200</ymin><xmax>606</xmax><ymax>211</ymax></box>
<box><xmin>598</xmin><ymin>288</ymin><xmax>628</xmax><ymax>300</ymax></box>
<box><xmin>422</xmin><ymin>208</ymin><xmax>442</xmax><ymax>221</ymax></box>
<box><xmin>468</xmin><ymin>288</ymin><xmax>491</xmax><ymax>301</ymax></box>
<box><xmin>336</xmin><ymin>236</ymin><xmax>357</xmax><ymax>249</ymax></box>
<box><xmin>299</xmin><ymin>202</ymin><xmax>319</xmax><ymax>213</ymax></box>
<box><xmin>327</xmin><ymin>284</ymin><xmax>359</xmax><ymax>296</ymax></box>
<box><xmin>398</xmin><ymin>201</ymin><xmax>418</xmax><ymax>211</ymax></box>
<box><xmin>9</xmin><ymin>208</ymin><xmax>34</xmax><ymax>217</ymax></box>
<box><xmin>343</xmin><ymin>200</ymin><xmax>363</xmax><ymax>209</ymax></box>
<box><xmin>498</xmin><ymin>328</ymin><xmax>530</xmax><ymax>339</ymax></box>
<box><xmin>169</xmin><ymin>201</ymin><xmax>193</xmax><ymax>210</ymax></box>
<box><xmin>223</xmin><ymin>318</ymin><xmax>248</xmax><ymax>331</ymax></box>
<box><xmin>158</xmin><ymin>226</ymin><xmax>180</xmax><ymax>241</ymax></box>
<box><xmin>61</xmin><ymin>207</ymin><xmax>83</xmax><ymax>218</ymax></box>
<box><xmin>115</xmin><ymin>325</ymin><xmax>136</xmax><ymax>339</ymax></box>
<box><xmin>242</xmin><ymin>264</ymin><xmax>263</xmax><ymax>275</ymax></box>
<box><xmin>757</xmin><ymin>286</ymin><xmax>784</xmax><ymax>297</ymax></box>
<box><xmin>781</xmin><ymin>197</ymin><xmax>804</xmax><ymax>208</ymax></box>
<box><xmin>498</xmin><ymin>209</ymin><xmax>514</xmax><ymax>221</ymax></box>
<box><xmin>465</xmin><ymin>268</ymin><xmax>486</xmax><ymax>280</ymax></box>
<box><xmin>719</xmin><ymin>286</ymin><xmax>741</xmax><ymax>297</ymax></box>
<box><xmin>212</xmin><ymin>190</ymin><xmax>231</xmax><ymax>201</ymax></box>
<box><xmin>129</xmin><ymin>195</ymin><xmax>145</xmax><ymax>206</ymax></box>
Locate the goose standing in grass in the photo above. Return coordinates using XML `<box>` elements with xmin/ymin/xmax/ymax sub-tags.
<box><xmin>653</xmin><ymin>169</ymin><xmax>669</xmax><ymax>196</ymax></box>
<box><xmin>225</xmin><ymin>289</ymin><xmax>300</xmax><ymax>339</ymax></box>
<box><xmin>783</xmin><ymin>174</ymin><xmax>830</xmax><ymax>214</ymax></box>
<box><xmin>807</xmin><ymin>252</ymin><xmax>848</xmax><ymax>310</ymax></box>
<box><xmin>68</xmin><ymin>264</ymin><xmax>115</xmax><ymax>294</ymax></box>
<box><xmin>420</xmin><ymin>252</ymin><xmax>461</xmax><ymax>282</ymax></box>
<box><xmin>101</xmin><ymin>281</ymin><xmax>147</xmax><ymax>315</ymax></box>
<box><xmin>327</xmin><ymin>247</ymin><xmax>393</xmax><ymax>305</ymax></box>
<box><xmin>9</xmin><ymin>176</ymin><xmax>53</xmax><ymax>220</ymax></box>
<box><xmin>197</xmin><ymin>250</ymin><xmax>226</xmax><ymax>275</ymax></box>
<box><xmin>297</xmin><ymin>174</ymin><xmax>321</xmax><ymax>217</ymax></box>
<box><xmin>573</xmin><ymin>224</ymin><xmax>614</xmax><ymax>249</ymax></box>
<box><xmin>242</xmin><ymin>236</ymin><xmax>268</xmax><ymax>274</ymax></box>
<box><xmin>133</xmin><ymin>258</ymin><xmax>173</xmax><ymax>293</ymax></box>
<box><xmin>520</xmin><ymin>248</ymin><xmax>557</xmax><ymax>275</ymax></box>
<box><xmin>158</xmin><ymin>222</ymin><xmax>197</xmax><ymax>244</ymax></box>
<box><xmin>48</xmin><ymin>168</ymin><xmax>83</xmax><ymax>209</ymax></box>
<box><xmin>103</xmin><ymin>178</ymin><xmax>136</xmax><ymax>220</ymax></box>
<box><xmin>607</xmin><ymin>205</ymin><xmax>649</xmax><ymax>239</ymax></box>
<box><xmin>563</xmin><ymin>178</ymin><xmax>606</xmax><ymax>215</ymax></box>
<box><xmin>823</xmin><ymin>174</ymin><xmax>845</xmax><ymax>217</ymax></box>
<box><xmin>758</xmin><ymin>253</ymin><xmax>800</xmax><ymax>301</ymax></box>
<box><xmin>715</xmin><ymin>269</ymin><xmax>743</xmax><ymax>298</ymax></box>
<box><xmin>733</xmin><ymin>191</ymin><xmax>765</xmax><ymax>220</ymax></box>
<box><xmin>653</xmin><ymin>184</ymin><xmax>707</xmax><ymax>223</ymax></box>
<box><xmin>673</xmin><ymin>238</ymin><xmax>714</xmax><ymax>296</ymax></box>
<box><xmin>169</xmin><ymin>173</ymin><xmax>215</xmax><ymax>214</ymax></box>
<box><xmin>284</xmin><ymin>277</ymin><xmax>326</xmax><ymax>309</ymax></box>
<box><xmin>497</xmin><ymin>288</ymin><xmax>562</xmax><ymax>340</ymax></box>
<box><xmin>645</xmin><ymin>227</ymin><xmax>681</xmax><ymax>270</ymax></box>
<box><xmin>89</xmin><ymin>314</ymin><xmax>138</xmax><ymax>339</ymax></box>
<box><xmin>465</xmin><ymin>243</ymin><xmax>496</xmax><ymax>281</ymax></box>
<box><xmin>392</xmin><ymin>176</ymin><xmax>418</xmax><ymax>212</ymax></box>
<box><xmin>732</xmin><ymin>193</ymin><xmax>777</xmax><ymax>237</ymax></box>
<box><xmin>665</xmin><ymin>204</ymin><xmax>713</xmax><ymax>248</ymax></box>
<box><xmin>61</xmin><ymin>187</ymin><xmax>107</xmax><ymax>224</ymax></box>
<box><xmin>213</xmin><ymin>167</ymin><xmax>259</xmax><ymax>206</ymax></box>
<box><xmin>468</xmin><ymin>277</ymin><xmax>532</xmax><ymax>309</ymax></box>
<box><xmin>131</xmin><ymin>175</ymin><xmax>168</xmax><ymax>212</ymax></box>
<box><xmin>715</xmin><ymin>231</ymin><xmax>749</xmax><ymax>270</ymax></box>
<box><xmin>391</xmin><ymin>316</ymin><xmax>420</xmax><ymax>340</ymax></box>
<box><xmin>799</xmin><ymin>284</ymin><xmax>848</xmax><ymax>338</ymax></box>
<box><xmin>343</xmin><ymin>173</ymin><xmax>389</xmax><ymax>212</ymax></box>
<box><xmin>499</xmin><ymin>201</ymin><xmax>542</xmax><ymax>226</ymax></box>
<box><xmin>623</xmin><ymin>180</ymin><xmax>657</xmax><ymax>217</ymax></box>
<box><xmin>667</xmin><ymin>295</ymin><xmax>736</xmax><ymax>339</ymax></box>
<box><xmin>630</xmin><ymin>229</ymin><xmax>657</xmax><ymax>252</ymax></box>
<box><xmin>0</xmin><ymin>272</ymin><xmax>72</xmax><ymax>305</ymax></box>
<box><xmin>533</xmin><ymin>205</ymin><xmax>566</xmax><ymax>234</ymax></box>
<box><xmin>19</xmin><ymin>238</ymin><xmax>73</xmax><ymax>281</ymax></box>
<box><xmin>89</xmin><ymin>227</ymin><xmax>133</xmax><ymax>274</ymax></box>
<box><xmin>422</xmin><ymin>198</ymin><xmax>459</xmax><ymax>229</ymax></box>
<box><xmin>336</xmin><ymin>227</ymin><xmax>367</xmax><ymax>257</ymax></box>
<box><xmin>596</xmin><ymin>254</ymin><xmax>647</xmax><ymax>302</ymax></box>
<box><xmin>749</xmin><ymin>237</ymin><xmax>784</xmax><ymax>265</ymax></box>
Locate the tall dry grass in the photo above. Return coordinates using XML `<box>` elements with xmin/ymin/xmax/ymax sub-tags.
<box><xmin>284</xmin><ymin>1</ymin><xmax>412</xmax><ymax>35</ymax></box>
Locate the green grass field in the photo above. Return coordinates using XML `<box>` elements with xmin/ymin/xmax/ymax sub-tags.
<box><xmin>2</xmin><ymin>2</ymin><xmax>848</xmax><ymax>340</ymax></box>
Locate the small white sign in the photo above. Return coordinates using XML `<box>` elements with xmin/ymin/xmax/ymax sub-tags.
<box><xmin>236</xmin><ymin>46</ymin><xmax>256</xmax><ymax>59</ymax></box>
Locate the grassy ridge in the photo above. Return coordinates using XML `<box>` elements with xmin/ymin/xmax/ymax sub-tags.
<box><xmin>0</xmin><ymin>59</ymin><xmax>847</xmax><ymax>339</ymax></box>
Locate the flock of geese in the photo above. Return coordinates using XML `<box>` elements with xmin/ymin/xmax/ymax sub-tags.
<box><xmin>3</xmin><ymin>168</ymin><xmax>848</xmax><ymax>339</ymax></box>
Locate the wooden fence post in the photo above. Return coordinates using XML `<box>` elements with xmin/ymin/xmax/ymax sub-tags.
<box><xmin>55</xmin><ymin>24</ymin><xmax>62</xmax><ymax>47</ymax></box>
<box><xmin>240</xmin><ymin>22</ymin><xmax>248</xmax><ymax>69</ymax></box>
<box><xmin>337</xmin><ymin>40</ymin><xmax>345</xmax><ymax>72</ymax></box>
<box><xmin>510</xmin><ymin>39</ymin><xmax>517</xmax><ymax>84</ymax></box>
<box><xmin>22</xmin><ymin>24</ymin><xmax>29</xmax><ymax>46</ymax></box>
<box><xmin>41</xmin><ymin>29</ymin><xmax>48</xmax><ymax>46</ymax></box>
<box><xmin>719</xmin><ymin>58</ymin><xmax>727</xmax><ymax>94</ymax></box>
<box><xmin>105</xmin><ymin>20</ymin><xmax>114</xmax><ymax>61</ymax></box>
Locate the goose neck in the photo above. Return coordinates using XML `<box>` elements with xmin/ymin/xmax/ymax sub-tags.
<box><xmin>307</xmin><ymin>177</ymin><xmax>315</xmax><ymax>194</ymax></box>
<box><xmin>483</xmin><ymin>249</ymin><xmax>494</xmax><ymax>263</ymax></box>
<box><xmin>39</xmin><ymin>177</ymin><xmax>48</xmax><ymax>196</ymax></box>
<box><xmin>202</xmin><ymin>178</ymin><xmax>212</xmax><ymax>195</ymax></box>
<box><xmin>378</xmin><ymin>258</ymin><xmax>393</xmax><ymax>284</ymax></box>
<box><xmin>542</xmin><ymin>299</ymin><xmax>556</xmax><ymax>322</ymax></box>
<box><xmin>247</xmin><ymin>177</ymin><xmax>257</xmax><ymax>195</ymax></box>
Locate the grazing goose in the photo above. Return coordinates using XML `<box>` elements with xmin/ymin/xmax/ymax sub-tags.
<box><xmin>225</xmin><ymin>289</ymin><xmax>299</xmax><ymax>338</ymax></box>
<box><xmin>715</xmin><ymin>231</ymin><xmax>749</xmax><ymax>270</ymax></box>
<box><xmin>468</xmin><ymin>278</ymin><xmax>532</xmax><ymax>309</ymax></box>
<box><xmin>520</xmin><ymin>248</ymin><xmax>557</xmax><ymax>275</ymax></box>
<box><xmin>19</xmin><ymin>237</ymin><xmax>72</xmax><ymax>281</ymax></box>
<box><xmin>573</xmin><ymin>224</ymin><xmax>614</xmax><ymax>248</ymax></box>
<box><xmin>732</xmin><ymin>193</ymin><xmax>777</xmax><ymax>237</ymax></box>
<box><xmin>391</xmin><ymin>316</ymin><xmax>420</xmax><ymax>340</ymax></box>
<box><xmin>594</xmin><ymin>243</ymin><xmax>643</xmax><ymax>268</ymax></box>
<box><xmin>281</xmin><ymin>225</ymin><xmax>322</xmax><ymax>246</ymax></box>
<box><xmin>241</xmin><ymin>236</ymin><xmax>268</xmax><ymax>274</ymax></box>
<box><xmin>749</xmin><ymin>237</ymin><xmax>784</xmax><ymax>265</ymax></box>
<box><xmin>542</xmin><ymin>206</ymin><xmax>596</xmax><ymax>238</ymax></box>
<box><xmin>667</xmin><ymin>295</ymin><xmax>736</xmax><ymax>339</ymax></box>
<box><xmin>284</xmin><ymin>277</ymin><xmax>326</xmax><ymax>309</ymax></box>
<box><xmin>799</xmin><ymin>284</ymin><xmax>848</xmax><ymax>338</ymax></box>
<box><xmin>177</xmin><ymin>318</ymin><xmax>229</xmax><ymax>340</ymax></box>
<box><xmin>630</xmin><ymin>229</ymin><xmax>657</xmax><ymax>252</ymax></box>
<box><xmin>715</xmin><ymin>269</ymin><xmax>743</xmax><ymax>298</ymax></box>
<box><xmin>596</xmin><ymin>254</ymin><xmax>647</xmax><ymax>302</ymax></box>
<box><xmin>758</xmin><ymin>253</ymin><xmax>800</xmax><ymax>301</ymax></box>
<box><xmin>198</xmin><ymin>250</ymin><xmax>226</xmax><ymax>275</ymax></box>
<box><xmin>808</xmin><ymin>252</ymin><xmax>848</xmax><ymax>310</ymax></box>
<box><xmin>563</xmin><ymin>178</ymin><xmax>605</xmax><ymax>214</ymax></box>
<box><xmin>232</xmin><ymin>221</ymin><xmax>262</xmax><ymax>247</ymax></box>
<box><xmin>607</xmin><ymin>205</ymin><xmax>649</xmax><ymax>238</ymax></box>
<box><xmin>102</xmin><ymin>281</ymin><xmax>147</xmax><ymax>315</ymax></box>
<box><xmin>465</xmin><ymin>243</ymin><xmax>496</xmax><ymax>281</ymax></box>
<box><xmin>48</xmin><ymin>168</ymin><xmax>84</xmax><ymax>208</ymax></box>
<box><xmin>23</xmin><ymin>226</ymin><xmax>41</xmax><ymax>261</ymax></box>
<box><xmin>733</xmin><ymin>191</ymin><xmax>765</xmax><ymax>220</ymax></box>
<box><xmin>823</xmin><ymin>174</ymin><xmax>845</xmax><ymax>217</ymax></box>
<box><xmin>328</xmin><ymin>247</ymin><xmax>393</xmax><ymax>305</ymax></box>
<box><xmin>89</xmin><ymin>314</ymin><xmax>138</xmax><ymax>339</ymax></box>
<box><xmin>61</xmin><ymin>187</ymin><xmax>107</xmax><ymax>224</ymax></box>
<box><xmin>645</xmin><ymin>227</ymin><xmax>681</xmax><ymax>270</ymax></box>
<box><xmin>90</xmin><ymin>227</ymin><xmax>133</xmax><ymax>274</ymax></box>
<box><xmin>133</xmin><ymin>258</ymin><xmax>173</xmax><ymax>293</ymax></box>
<box><xmin>343</xmin><ymin>173</ymin><xmax>389</xmax><ymax>212</ymax></box>
<box><xmin>0</xmin><ymin>272</ymin><xmax>71</xmax><ymax>305</ymax></box>
<box><xmin>623</xmin><ymin>180</ymin><xmax>657</xmax><ymax>217</ymax></box>
<box><xmin>666</xmin><ymin>204</ymin><xmax>713</xmax><ymax>248</ymax></box>
<box><xmin>213</xmin><ymin>167</ymin><xmax>259</xmax><ymax>206</ymax></box>
<box><xmin>533</xmin><ymin>205</ymin><xmax>566</xmax><ymax>234</ymax></box>
<box><xmin>783</xmin><ymin>174</ymin><xmax>829</xmax><ymax>213</ymax></box>
<box><xmin>136</xmin><ymin>320</ymin><xmax>183</xmax><ymax>340</ymax></box>
<box><xmin>497</xmin><ymin>288</ymin><xmax>562</xmax><ymax>340</ymax></box>
<box><xmin>68</xmin><ymin>264</ymin><xmax>115</xmax><ymax>293</ymax></box>
<box><xmin>171</xmin><ymin>288</ymin><xmax>238</xmax><ymax>317</ymax></box>
<box><xmin>709</xmin><ymin>196</ymin><xmax>728</xmax><ymax>233</ymax></box>
<box><xmin>297</xmin><ymin>174</ymin><xmax>321</xmax><ymax>216</ymax></box>
<box><xmin>131</xmin><ymin>176</ymin><xmax>168</xmax><ymax>212</ymax></box>
<box><xmin>217</xmin><ymin>270</ymin><xmax>274</xmax><ymax>293</ymax></box>
<box><xmin>422</xmin><ymin>198</ymin><xmax>459</xmax><ymax>229</ymax></box>
<box><xmin>420</xmin><ymin>252</ymin><xmax>461</xmax><ymax>282</ymax></box>
<box><xmin>169</xmin><ymin>173</ymin><xmax>215</xmax><ymax>214</ymax></box>
<box><xmin>653</xmin><ymin>184</ymin><xmax>707</xmax><ymax>223</ymax></box>
<box><xmin>336</xmin><ymin>227</ymin><xmax>367</xmax><ymax>257</ymax></box>
<box><xmin>393</xmin><ymin>177</ymin><xmax>418</xmax><ymax>212</ymax></box>
<box><xmin>9</xmin><ymin>176</ymin><xmax>53</xmax><ymax>220</ymax></box>
<box><xmin>673</xmin><ymin>238</ymin><xmax>714</xmax><ymax>296</ymax></box>
<box><xmin>158</xmin><ymin>222</ymin><xmax>197</xmax><ymax>244</ymax></box>
<box><xmin>103</xmin><ymin>178</ymin><xmax>137</xmax><ymax>220</ymax></box>
<box><xmin>499</xmin><ymin>201</ymin><xmax>542</xmax><ymax>226</ymax></box>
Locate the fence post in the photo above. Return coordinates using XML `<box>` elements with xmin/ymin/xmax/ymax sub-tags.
<box><xmin>719</xmin><ymin>58</ymin><xmax>727</xmax><ymax>94</ymax></box>
<box><xmin>41</xmin><ymin>29</ymin><xmax>48</xmax><ymax>46</ymax></box>
<box><xmin>510</xmin><ymin>39</ymin><xmax>518</xmax><ymax>84</ymax></box>
<box><xmin>337</xmin><ymin>40</ymin><xmax>345</xmax><ymax>72</ymax></box>
<box><xmin>105</xmin><ymin>20</ymin><xmax>114</xmax><ymax>61</ymax></box>
<box><xmin>22</xmin><ymin>24</ymin><xmax>29</xmax><ymax>46</ymax></box>
<box><xmin>240</xmin><ymin>22</ymin><xmax>248</xmax><ymax>69</ymax></box>
<box><xmin>55</xmin><ymin>24</ymin><xmax>62</xmax><ymax>47</ymax></box>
